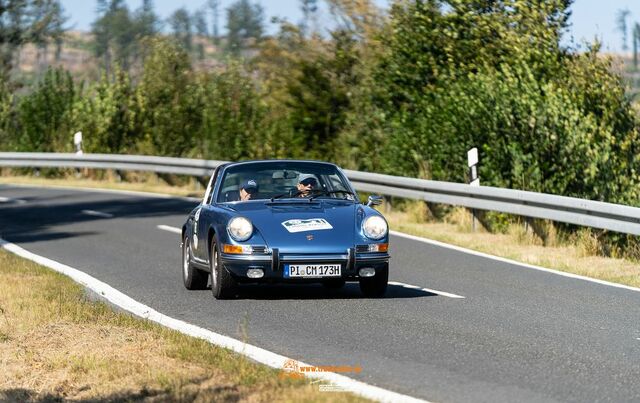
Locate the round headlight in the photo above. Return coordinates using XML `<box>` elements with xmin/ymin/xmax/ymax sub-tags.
<box><xmin>363</xmin><ymin>215</ymin><xmax>388</xmax><ymax>240</ymax></box>
<box><xmin>227</xmin><ymin>217</ymin><xmax>253</xmax><ymax>241</ymax></box>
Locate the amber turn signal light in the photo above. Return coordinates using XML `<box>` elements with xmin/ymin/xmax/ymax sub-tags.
<box><xmin>223</xmin><ymin>244</ymin><xmax>252</xmax><ymax>254</ymax></box>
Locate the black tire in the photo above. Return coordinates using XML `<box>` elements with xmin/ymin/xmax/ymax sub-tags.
<box><xmin>359</xmin><ymin>266</ymin><xmax>388</xmax><ymax>297</ymax></box>
<box><xmin>210</xmin><ymin>240</ymin><xmax>236</xmax><ymax>299</ymax></box>
<box><xmin>182</xmin><ymin>236</ymin><xmax>208</xmax><ymax>290</ymax></box>
<box><xmin>322</xmin><ymin>279</ymin><xmax>346</xmax><ymax>289</ymax></box>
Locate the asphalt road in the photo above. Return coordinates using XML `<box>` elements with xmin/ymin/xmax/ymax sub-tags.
<box><xmin>1</xmin><ymin>184</ymin><xmax>639</xmax><ymax>403</ymax></box>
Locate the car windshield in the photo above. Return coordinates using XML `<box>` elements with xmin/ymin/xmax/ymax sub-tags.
<box><xmin>216</xmin><ymin>161</ymin><xmax>355</xmax><ymax>203</ymax></box>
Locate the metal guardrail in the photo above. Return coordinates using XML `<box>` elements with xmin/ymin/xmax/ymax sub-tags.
<box><xmin>2</xmin><ymin>152</ymin><xmax>640</xmax><ymax>236</ymax></box>
<box><xmin>0</xmin><ymin>152</ymin><xmax>225</xmax><ymax>177</ymax></box>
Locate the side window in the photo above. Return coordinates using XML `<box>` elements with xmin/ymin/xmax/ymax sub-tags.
<box><xmin>328</xmin><ymin>174</ymin><xmax>344</xmax><ymax>190</ymax></box>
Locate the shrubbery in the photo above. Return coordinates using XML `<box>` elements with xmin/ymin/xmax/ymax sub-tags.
<box><xmin>341</xmin><ymin>0</ymin><xmax>640</xmax><ymax>206</ymax></box>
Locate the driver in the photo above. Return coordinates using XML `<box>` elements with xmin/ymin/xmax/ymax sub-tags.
<box><xmin>240</xmin><ymin>179</ymin><xmax>259</xmax><ymax>201</ymax></box>
<box><xmin>296</xmin><ymin>174</ymin><xmax>318</xmax><ymax>197</ymax></box>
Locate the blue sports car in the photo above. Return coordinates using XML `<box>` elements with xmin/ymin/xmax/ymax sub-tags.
<box><xmin>181</xmin><ymin>160</ymin><xmax>390</xmax><ymax>299</ymax></box>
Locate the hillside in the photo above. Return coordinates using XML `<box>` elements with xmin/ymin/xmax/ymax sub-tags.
<box><xmin>13</xmin><ymin>31</ymin><xmax>225</xmax><ymax>84</ymax></box>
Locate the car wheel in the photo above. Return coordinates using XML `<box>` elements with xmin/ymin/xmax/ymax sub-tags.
<box><xmin>322</xmin><ymin>279</ymin><xmax>346</xmax><ymax>289</ymax></box>
<box><xmin>359</xmin><ymin>265</ymin><xmax>388</xmax><ymax>297</ymax></box>
<box><xmin>210</xmin><ymin>240</ymin><xmax>236</xmax><ymax>299</ymax></box>
<box><xmin>182</xmin><ymin>236</ymin><xmax>208</xmax><ymax>290</ymax></box>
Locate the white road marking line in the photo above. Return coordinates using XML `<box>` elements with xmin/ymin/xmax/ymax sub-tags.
<box><xmin>390</xmin><ymin>230</ymin><xmax>640</xmax><ymax>294</ymax></box>
<box><xmin>81</xmin><ymin>209</ymin><xmax>113</xmax><ymax>218</ymax></box>
<box><xmin>0</xmin><ymin>196</ymin><xmax>26</xmax><ymax>204</ymax></box>
<box><xmin>0</xmin><ymin>238</ymin><xmax>429</xmax><ymax>403</ymax></box>
<box><xmin>388</xmin><ymin>281</ymin><xmax>465</xmax><ymax>299</ymax></box>
<box><xmin>157</xmin><ymin>224</ymin><xmax>181</xmax><ymax>234</ymax></box>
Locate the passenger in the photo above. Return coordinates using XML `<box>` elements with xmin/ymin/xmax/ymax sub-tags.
<box><xmin>240</xmin><ymin>179</ymin><xmax>259</xmax><ymax>201</ymax></box>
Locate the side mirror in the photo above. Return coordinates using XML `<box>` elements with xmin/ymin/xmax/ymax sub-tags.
<box><xmin>367</xmin><ymin>195</ymin><xmax>383</xmax><ymax>207</ymax></box>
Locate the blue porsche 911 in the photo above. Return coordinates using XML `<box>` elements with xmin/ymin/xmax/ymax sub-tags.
<box><xmin>181</xmin><ymin>160</ymin><xmax>390</xmax><ymax>299</ymax></box>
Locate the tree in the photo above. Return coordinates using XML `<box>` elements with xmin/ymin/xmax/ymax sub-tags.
<box><xmin>255</xmin><ymin>21</ymin><xmax>360</xmax><ymax>160</ymax></box>
<box><xmin>617</xmin><ymin>8</ymin><xmax>631</xmax><ymax>52</ymax></box>
<box><xmin>168</xmin><ymin>7</ymin><xmax>192</xmax><ymax>52</ymax></box>
<box><xmin>358</xmin><ymin>0</ymin><xmax>640</xmax><ymax>207</ymax></box>
<box><xmin>75</xmin><ymin>69</ymin><xmax>140</xmax><ymax>154</ymax></box>
<box><xmin>92</xmin><ymin>0</ymin><xmax>159</xmax><ymax>75</ymax></box>
<box><xmin>92</xmin><ymin>0</ymin><xmax>136</xmax><ymax>74</ymax></box>
<box><xmin>17</xmin><ymin>68</ymin><xmax>78</xmax><ymax>152</ymax></box>
<box><xmin>201</xmin><ymin>62</ymin><xmax>265</xmax><ymax>160</ymax></box>
<box><xmin>0</xmin><ymin>0</ymin><xmax>67</xmax><ymax>80</ymax></box>
<box><xmin>31</xmin><ymin>0</ymin><xmax>67</xmax><ymax>73</ymax></box>
<box><xmin>299</xmin><ymin>0</ymin><xmax>318</xmax><ymax>37</ymax></box>
<box><xmin>286</xmin><ymin>30</ymin><xmax>360</xmax><ymax>158</ymax></box>
<box><xmin>134</xmin><ymin>0</ymin><xmax>160</xmax><ymax>39</ymax></box>
<box><xmin>633</xmin><ymin>22</ymin><xmax>640</xmax><ymax>68</ymax></box>
<box><xmin>326</xmin><ymin>0</ymin><xmax>383</xmax><ymax>41</ymax></box>
<box><xmin>136</xmin><ymin>38</ymin><xmax>202</xmax><ymax>157</ymax></box>
<box><xmin>226</xmin><ymin>0</ymin><xmax>265</xmax><ymax>54</ymax></box>
<box><xmin>92</xmin><ymin>0</ymin><xmax>112</xmax><ymax>74</ymax></box>
<box><xmin>50</xmin><ymin>1</ymin><xmax>66</xmax><ymax>62</ymax></box>
<box><xmin>193</xmin><ymin>8</ymin><xmax>208</xmax><ymax>59</ymax></box>
<box><xmin>208</xmin><ymin>0</ymin><xmax>220</xmax><ymax>45</ymax></box>
<box><xmin>0</xmin><ymin>79</ymin><xmax>14</xmax><ymax>150</ymax></box>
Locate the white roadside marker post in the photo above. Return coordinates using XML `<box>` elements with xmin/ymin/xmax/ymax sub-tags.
<box><xmin>467</xmin><ymin>147</ymin><xmax>480</xmax><ymax>232</ymax></box>
<box><xmin>74</xmin><ymin>131</ymin><xmax>83</xmax><ymax>177</ymax></box>
<box><xmin>74</xmin><ymin>131</ymin><xmax>83</xmax><ymax>154</ymax></box>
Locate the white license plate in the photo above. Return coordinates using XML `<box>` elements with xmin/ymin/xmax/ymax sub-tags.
<box><xmin>285</xmin><ymin>264</ymin><xmax>341</xmax><ymax>278</ymax></box>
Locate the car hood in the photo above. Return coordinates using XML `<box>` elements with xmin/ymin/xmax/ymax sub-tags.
<box><xmin>227</xmin><ymin>200</ymin><xmax>358</xmax><ymax>254</ymax></box>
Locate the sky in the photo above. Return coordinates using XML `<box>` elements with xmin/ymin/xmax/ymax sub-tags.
<box><xmin>60</xmin><ymin>0</ymin><xmax>640</xmax><ymax>54</ymax></box>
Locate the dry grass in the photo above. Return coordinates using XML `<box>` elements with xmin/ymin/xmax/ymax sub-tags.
<box><xmin>0</xmin><ymin>250</ymin><xmax>367</xmax><ymax>402</ymax></box>
<box><xmin>385</xmin><ymin>204</ymin><xmax>640</xmax><ymax>288</ymax></box>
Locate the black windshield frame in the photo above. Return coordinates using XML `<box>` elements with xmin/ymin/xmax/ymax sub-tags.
<box><xmin>213</xmin><ymin>161</ymin><xmax>357</xmax><ymax>204</ymax></box>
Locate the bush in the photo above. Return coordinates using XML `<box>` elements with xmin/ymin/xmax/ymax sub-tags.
<box><xmin>135</xmin><ymin>38</ymin><xmax>203</xmax><ymax>157</ymax></box>
<box><xmin>75</xmin><ymin>69</ymin><xmax>140</xmax><ymax>154</ymax></box>
<box><xmin>16</xmin><ymin>68</ymin><xmax>79</xmax><ymax>152</ymax></box>
<box><xmin>200</xmin><ymin>61</ymin><xmax>272</xmax><ymax>161</ymax></box>
<box><xmin>353</xmin><ymin>0</ymin><xmax>640</xmax><ymax>206</ymax></box>
<box><xmin>0</xmin><ymin>79</ymin><xmax>14</xmax><ymax>150</ymax></box>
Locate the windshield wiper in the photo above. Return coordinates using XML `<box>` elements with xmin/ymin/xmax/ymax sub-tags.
<box><xmin>271</xmin><ymin>189</ymin><xmax>355</xmax><ymax>202</ymax></box>
<box><xmin>309</xmin><ymin>190</ymin><xmax>356</xmax><ymax>201</ymax></box>
<box><xmin>271</xmin><ymin>190</ymin><xmax>303</xmax><ymax>201</ymax></box>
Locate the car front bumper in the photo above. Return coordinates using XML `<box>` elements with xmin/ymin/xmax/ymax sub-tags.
<box><xmin>220</xmin><ymin>248</ymin><xmax>389</xmax><ymax>282</ymax></box>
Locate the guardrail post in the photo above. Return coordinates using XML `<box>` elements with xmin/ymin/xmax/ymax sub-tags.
<box><xmin>383</xmin><ymin>195</ymin><xmax>392</xmax><ymax>213</ymax></box>
<box><xmin>524</xmin><ymin>217</ymin><xmax>550</xmax><ymax>246</ymax></box>
<box><xmin>195</xmin><ymin>176</ymin><xmax>209</xmax><ymax>189</ymax></box>
<box><xmin>425</xmin><ymin>202</ymin><xmax>440</xmax><ymax>220</ymax></box>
